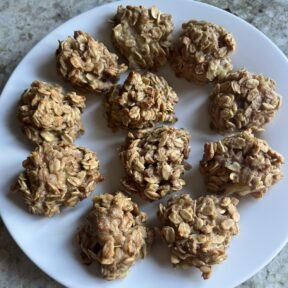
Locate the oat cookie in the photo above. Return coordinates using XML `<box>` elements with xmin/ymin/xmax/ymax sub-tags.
<box><xmin>158</xmin><ymin>194</ymin><xmax>240</xmax><ymax>279</ymax></box>
<box><xmin>119</xmin><ymin>126</ymin><xmax>191</xmax><ymax>201</ymax></box>
<box><xmin>199</xmin><ymin>130</ymin><xmax>284</xmax><ymax>198</ymax></box>
<box><xmin>77</xmin><ymin>192</ymin><xmax>154</xmax><ymax>280</ymax></box>
<box><xmin>104</xmin><ymin>71</ymin><xmax>178</xmax><ymax>131</ymax></box>
<box><xmin>112</xmin><ymin>5</ymin><xmax>174</xmax><ymax>70</ymax></box>
<box><xmin>170</xmin><ymin>20</ymin><xmax>236</xmax><ymax>84</ymax></box>
<box><xmin>56</xmin><ymin>31</ymin><xmax>127</xmax><ymax>93</ymax></box>
<box><xmin>18</xmin><ymin>80</ymin><xmax>85</xmax><ymax>144</ymax></box>
<box><xmin>15</xmin><ymin>142</ymin><xmax>103</xmax><ymax>216</ymax></box>
<box><xmin>209</xmin><ymin>69</ymin><xmax>281</xmax><ymax>134</ymax></box>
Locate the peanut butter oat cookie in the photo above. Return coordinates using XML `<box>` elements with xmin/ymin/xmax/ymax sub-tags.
<box><xmin>15</xmin><ymin>142</ymin><xmax>103</xmax><ymax>216</ymax></box>
<box><xmin>18</xmin><ymin>80</ymin><xmax>85</xmax><ymax>144</ymax></box>
<box><xmin>77</xmin><ymin>192</ymin><xmax>154</xmax><ymax>280</ymax></box>
<box><xmin>171</xmin><ymin>20</ymin><xmax>236</xmax><ymax>84</ymax></box>
<box><xmin>112</xmin><ymin>5</ymin><xmax>174</xmax><ymax>70</ymax></box>
<box><xmin>209</xmin><ymin>69</ymin><xmax>281</xmax><ymax>134</ymax></box>
<box><xmin>119</xmin><ymin>126</ymin><xmax>191</xmax><ymax>201</ymax></box>
<box><xmin>104</xmin><ymin>71</ymin><xmax>178</xmax><ymax>131</ymax></box>
<box><xmin>158</xmin><ymin>194</ymin><xmax>240</xmax><ymax>279</ymax></box>
<box><xmin>56</xmin><ymin>31</ymin><xmax>127</xmax><ymax>93</ymax></box>
<box><xmin>199</xmin><ymin>130</ymin><xmax>284</xmax><ymax>198</ymax></box>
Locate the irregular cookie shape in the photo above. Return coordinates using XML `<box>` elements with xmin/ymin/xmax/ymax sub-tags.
<box><xmin>18</xmin><ymin>80</ymin><xmax>85</xmax><ymax>144</ymax></box>
<box><xmin>77</xmin><ymin>192</ymin><xmax>154</xmax><ymax>280</ymax></box>
<box><xmin>119</xmin><ymin>126</ymin><xmax>191</xmax><ymax>201</ymax></box>
<box><xmin>209</xmin><ymin>69</ymin><xmax>281</xmax><ymax>134</ymax></box>
<box><xmin>112</xmin><ymin>5</ymin><xmax>174</xmax><ymax>70</ymax></box>
<box><xmin>15</xmin><ymin>142</ymin><xmax>103</xmax><ymax>216</ymax></box>
<box><xmin>158</xmin><ymin>194</ymin><xmax>240</xmax><ymax>279</ymax></box>
<box><xmin>170</xmin><ymin>20</ymin><xmax>236</xmax><ymax>84</ymax></box>
<box><xmin>199</xmin><ymin>130</ymin><xmax>284</xmax><ymax>198</ymax></box>
<box><xmin>56</xmin><ymin>31</ymin><xmax>127</xmax><ymax>93</ymax></box>
<box><xmin>104</xmin><ymin>71</ymin><xmax>178</xmax><ymax>131</ymax></box>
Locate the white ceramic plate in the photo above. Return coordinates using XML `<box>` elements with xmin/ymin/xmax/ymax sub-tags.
<box><xmin>0</xmin><ymin>0</ymin><xmax>288</xmax><ymax>287</ymax></box>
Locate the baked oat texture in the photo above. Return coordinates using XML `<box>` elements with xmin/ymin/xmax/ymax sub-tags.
<box><xmin>16</xmin><ymin>142</ymin><xmax>103</xmax><ymax>217</ymax></box>
<box><xmin>119</xmin><ymin>126</ymin><xmax>191</xmax><ymax>201</ymax></box>
<box><xmin>112</xmin><ymin>5</ymin><xmax>174</xmax><ymax>70</ymax></box>
<box><xmin>56</xmin><ymin>31</ymin><xmax>127</xmax><ymax>93</ymax></box>
<box><xmin>170</xmin><ymin>20</ymin><xmax>236</xmax><ymax>84</ymax></box>
<box><xmin>104</xmin><ymin>71</ymin><xmax>178</xmax><ymax>131</ymax></box>
<box><xmin>209</xmin><ymin>69</ymin><xmax>281</xmax><ymax>134</ymax></box>
<box><xmin>199</xmin><ymin>130</ymin><xmax>284</xmax><ymax>198</ymax></box>
<box><xmin>18</xmin><ymin>80</ymin><xmax>85</xmax><ymax>144</ymax></box>
<box><xmin>158</xmin><ymin>193</ymin><xmax>240</xmax><ymax>279</ymax></box>
<box><xmin>77</xmin><ymin>192</ymin><xmax>154</xmax><ymax>280</ymax></box>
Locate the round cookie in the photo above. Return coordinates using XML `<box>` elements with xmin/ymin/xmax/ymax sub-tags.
<box><xmin>170</xmin><ymin>20</ymin><xmax>236</xmax><ymax>84</ymax></box>
<box><xmin>18</xmin><ymin>80</ymin><xmax>85</xmax><ymax>144</ymax></box>
<box><xmin>209</xmin><ymin>69</ymin><xmax>281</xmax><ymax>134</ymax></box>
<box><xmin>56</xmin><ymin>31</ymin><xmax>127</xmax><ymax>93</ymax></box>
<box><xmin>104</xmin><ymin>71</ymin><xmax>178</xmax><ymax>131</ymax></box>
<box><xmin>119</xmin><ymin>126</ymin><xmax>191</xmax><ymax>201</ymax></box>
<box><xmin>112</xmin><ymin>5</ymin><xmax>174</xmax><ymax>70</ymax></box>
<box><xmin>77</xmin><ymin>192</ymin><xmax>154</xmax><ymax>280</ymax></box>
<box><xmin>15</xmin><ymin>142</ymin><xmax>103</xmax><ymax>216</ymax></box>
<box><xmin>199</xmin><ymin>130</ymin><xmax>284</xmax><ymax>198</ymax></box>
<box><xmin>158</xmin><ymin>194</ymin><xmax>240</xmax><ymax>279</ymax></box>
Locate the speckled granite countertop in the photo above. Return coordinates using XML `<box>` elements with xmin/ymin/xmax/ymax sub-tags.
<box><xmin>0</xmin><ymin>0</ymin><xmax>288</xmax><ymax>287</ymax></box>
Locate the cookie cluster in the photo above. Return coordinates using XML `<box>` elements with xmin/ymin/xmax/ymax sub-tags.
<box><xmin>12</xmin><ymin>3</ymin><xmax>284</xmax><ymax>283</ymax></box>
